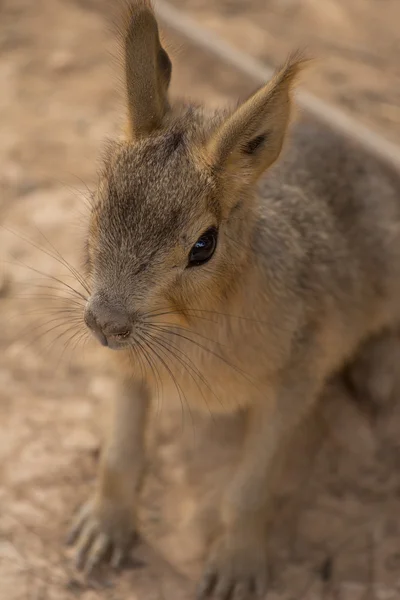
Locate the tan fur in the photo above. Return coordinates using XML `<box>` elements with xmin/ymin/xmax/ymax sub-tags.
<box><xmin>68</xmin><ymin>2</ymin><xmax>400</xmax><ymax>597</ymax></box>
<box><xmin>203</xmin><ymin>54</ymin><xmax>306</xmax><ymax>178</ymax></box>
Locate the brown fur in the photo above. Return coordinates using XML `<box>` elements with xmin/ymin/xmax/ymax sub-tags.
<box><xmin>67</xmin><ymin>2</ymin><xmax>400</xmax><ymax>598</ymax></box>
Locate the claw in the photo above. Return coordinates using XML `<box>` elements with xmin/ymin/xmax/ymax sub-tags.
<box><xmin>196</xmin><ymin>569</ymin><xmax>217</xmax><ymax>599</ymax></box>
<box><xmin>111</xmin><ymin>547</ymin><xmax>125</xmax><ymax>570</ymax></box>
<box><xmin>214</xmin><ymin>577</ymin><xmax>233</xmax><ymax>600</ymax></box>
<box><xmin>232</xmin><ymin>581</ymin><xmax>252</xmax><ymax>600</ymax></box>
<box><xmin>66</xmin><ymin>503</ymin><xmax>91</xmax><ymax>546</ymax></box>
<box><xmin>85</xmin><ymin>532</ymin><xmax>110</xmax><ymax>574</ymax></box>
<box><xmin>75</xmin><ymin>520</ymin><xmax>98</xmax><ymax>570</ymax></box>
<box><xmin>197</xmin><ymin>535</ymin><xmax>269</xmax><ymax>600</ymax></box>
<box><xmin>67</xmin><ymin>497</ymin><xmax>136</xmax><ymax>574</ymax></box>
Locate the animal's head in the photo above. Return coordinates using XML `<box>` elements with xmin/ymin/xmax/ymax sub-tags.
<box><xmin>84</xmin><ymin>0</ymin><xmax>304</xmax><ymax>349</ymax></box>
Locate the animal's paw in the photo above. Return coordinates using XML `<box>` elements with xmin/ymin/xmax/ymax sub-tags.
<box><xmin>196</xmin><ymin>534</ymin><xmax>268</xmax><ymax>600</ymax></box>
<box><xmin>66</xmin><ymin>496</ymin><xmax>137</xmax><ymax>574</ymax></box>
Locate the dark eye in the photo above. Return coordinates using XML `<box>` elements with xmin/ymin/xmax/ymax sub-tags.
<box><xmin>187</xmin><ymin>227</ymin><xmax>218</xmax><ymax>267</ymax></box>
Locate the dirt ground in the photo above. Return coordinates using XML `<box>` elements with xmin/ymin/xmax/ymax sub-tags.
<box><xmin>169</xmin><ymin>0</ymin><xmax>400</xmax><ymax>144</ymax></box>
<box><xmin>1</xmin><ymin>1</ymin><xmax>400</xmax><ymax>599</ymax></box>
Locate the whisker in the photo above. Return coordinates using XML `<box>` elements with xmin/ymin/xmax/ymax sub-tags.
<box><xmin>14</xmin><ymin>323</ymin><xmax>82</xmax><ymax>366</ymax></box>
<box><xmin>78</xmin><ymin>332</ymin><xmax>90</xmax><ymax>354</ymax></box>
<box><xmin>4</xmin><ymin>258</ymin><xmax>87</xmax><ymax>302</ymax></box>
<box><xmin>128</xmin><ymin>345</ymin><xmax>142</xmax><ymax>380</ymax></box>
<box><xmin>143</xmin><ymin>332</ymin><xmax>199</xmax><ymax>434</ymax></box>
<box><xmin>137</xmin><ymin>333</ymin><xmax>191</xmax><ymax>433</ymax></box>
<box><xmin>59</xmin><ymin>328</ymin><xmax>91</xmax><ymax>374</ymax></box>
<box><xmin>33</xmin><ymin>225</ymin><xmax>91</xmax><ymax>295</ymax></box>
<box><xmin>9</xmin><ymin>308</ymin><xmax>83</xmax><ymax>323</ymax></box>
<box><xmin>13</xmin><ymin>281</ymin><xmax>84</xmax><ymax>294</ymax></box>
<box><xmin>148</xmin><ymin>323</ymin><xmax>257</xmax><ymax>389</ymax></box>
<box><xmin>13</xmin><ymin>294</ymin><xmax>84</xmax><ymax>307</ymax></box>
<box><xmin>144</xmin><ymin>306</ymin><xmax>266</xmax><ymax>326</ymax></box>
<box><xmin>17</xmin><ymin>307</ymin><xmax>84</xmax><ymax>323</ymax></box>
<box><xmin>133</xmin><ymin>338</ymin><xmax>163</xmax><ymax>418</ymax></box>
<box><xmin>147</xmin><ymin>321</ymin><xmax>228</xmax><ymax>350</ymax></box>
<box><xmin>16</xmin><ymin>314</ymin><xmax>82</xmax><ymax>341</ymax></box>
<box><xmin>43</xmin><ymin>329</ymin><xmax>78</xmax><ymax>370</ymax></box>
<box><xmin>20</xmin><ymin>321</ymin><xmax>82</xmax><ymax>354</ymax></box>
<box><xmin>51</xmin><ymin>326</ymin><xmax>88</xmax><ymax>372</ymax></box>
<box><xmin>67</xmin><ymin>328</ymin><xmax>89</xmax><ymax>354</ymax></box>
<box><xmin>131</xmin><ymin>337</ymin><xmax>148</xmax><ymax>384</ymax></box>
<box><xmin>59</xmin><ymin>176</ymin><xmax>95</xmax><ymax>212</ymax></box>
<box><xmin>14</xmin><ymin>289</ymin><xmax>86</xmax><ymax>303</ymax></box>
<box><xmin>147</xmin><ymin>332</ymin><xmax>217</xmax><ymax>417</ymax></box>
<box><xmin>68</xmin><ymin>173</ymin><xmax>95</xmax><ymax>205</ymax></box>
<box><xmin>1</xmin><ymin>226</ymin><xmax>90</xmax><ymax>296</ymax></box>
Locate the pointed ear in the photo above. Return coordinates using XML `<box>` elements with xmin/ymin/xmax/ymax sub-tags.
<box><xmin>205</xmin><ymin>55</ymin><xmax>306</xmax><ymax>180</ymax></box>
<box><xmin>120</xmin><ymin>1</ymin><xmax>172</xmax><ymax>138</ymax></box>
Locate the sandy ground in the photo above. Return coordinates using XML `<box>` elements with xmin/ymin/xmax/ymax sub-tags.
<box><xmin>1</xmin><ymin>1</ymin><xmax>400</xmax><ymax>599</ymax></box>
<box><xmin>169</xmin><ymin>0</ymin><xmax>400</xmax><ymax>144</ymax></box>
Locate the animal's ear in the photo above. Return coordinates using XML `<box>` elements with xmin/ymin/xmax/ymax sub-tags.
<box><xmin>119</xmin><ymin>1</ymin><xmax>172</xmax><ymax>138</ymax></box>
<box><xmin>205</xmin><ymin>55</ymin><xmax>306</xmax><ymax>180</ymax></box>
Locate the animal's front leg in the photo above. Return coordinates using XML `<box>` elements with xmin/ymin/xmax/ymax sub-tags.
<box><xmin>197</xmin><ymin>375</ymin><xmax>319</xmax><ymax>600</ymax></box>
<box><xmin>67</xmin><ymin>378</ymin><xmax>149</xmax><ymax>573</ymax></box>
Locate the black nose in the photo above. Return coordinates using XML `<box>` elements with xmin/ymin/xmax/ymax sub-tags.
<box><xmin>84</xmin><ymin>296</ymin><xmax>132</xmax><ymax>348</ymax></box>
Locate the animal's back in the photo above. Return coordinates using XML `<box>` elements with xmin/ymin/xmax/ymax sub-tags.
<box><xmin>253</xmin><ymin>119</ymin><xmax>400</xmax><ymax>370</ymax></box>
<box><xmin>256</xmin><ymin>116</ymin><xmax>400</xmax><ymax>337</ymax></box>
<box><xmin>279</xmin><ymin>116</ymin><xmax>400</xmax><ymax>226</ymax></box>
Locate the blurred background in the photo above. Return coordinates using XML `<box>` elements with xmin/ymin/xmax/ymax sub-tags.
<box><xmin>1</xmin><ymin>1</ymin><xmax>400</xmax><ymax>599</ymax></box>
